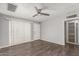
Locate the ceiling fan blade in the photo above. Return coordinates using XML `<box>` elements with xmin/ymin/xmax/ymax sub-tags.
<box><xmin>33</xmin><ymin>13</ymin><xmax>38</xmax><ymax>17</ymax></box>
<box><xmin>40</xmin><ymin>13</ymin><xmax>50</xmax><ymax>16</ymax></box>
<box><xmin>35</xmin><ymin>7</ymin><xmax>38</xmax><ymax>12</ymax></box>
<box><xmin>35</xmin><ymin>6</ymin><xmax>42</xmax><ymax>13</ymax></box>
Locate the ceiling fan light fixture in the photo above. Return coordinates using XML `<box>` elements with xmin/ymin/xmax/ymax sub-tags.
<box><xmin>33</xmin><ymin>6</ymin><xmax>50</xmax><ymax>17</ymax></box>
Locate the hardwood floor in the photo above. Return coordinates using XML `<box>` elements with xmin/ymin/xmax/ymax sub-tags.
<box><xmin>0</xmin><ymin>40</ymin><xmax>79</xmax><ymax>56</ymax></box>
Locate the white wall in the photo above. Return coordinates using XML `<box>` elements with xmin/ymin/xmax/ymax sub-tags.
<box><xmin>41</xmin><ymin>16</ymin><xmax>65</xmax><ymax>45</ymax></box>
<box><xmin>0</xmin><ymin>19</ymin><xmax>9</xmax><ymax>48</ymax></box>
<box><xmin>41</xmin><ymin>7</ymin><xmax>79</xmax><ymax>45</ymax></box>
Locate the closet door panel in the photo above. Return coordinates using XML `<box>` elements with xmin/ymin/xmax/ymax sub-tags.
<box><xmin>13</xmin><ymin>21</ymin><xmax>25</xmax><ymax>45</ymax></box>
<box><xmin>33</xmin><ymin>23</ymin><xmax>40</xmax><ymax>40</ymax></box>
<box><xmin>24</xmin><ymin>22</ymin><xmax>31</xmax><ymax>42</ymax></box>
<box><xmin>9</xmin><ymin>20</ymin><xmax>32</xmax><ymax>46</ymax></box>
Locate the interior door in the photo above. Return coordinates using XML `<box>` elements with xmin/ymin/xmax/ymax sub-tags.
<box><xmin>66</xmin><ymin>20</ymin><xmax>78</xmax><ymax>45</ymax></box>
<box><xmin>68</xmin><ymin>22</ymin><xmax>75</xmax><ymax>43</ymax></box>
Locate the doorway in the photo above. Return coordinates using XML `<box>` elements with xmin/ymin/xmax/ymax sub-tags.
<box><xmin>65</xmin><ymin>19</ymin><xmax>78</xmax><ymax>45</ymax></box>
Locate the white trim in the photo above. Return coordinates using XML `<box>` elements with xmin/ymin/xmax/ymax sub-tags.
<box><xmin>0</xmin><ymin>45</ymin><xmax>10</xmax><ymax>49</ymax></box>
<box><xmin>41</xmin><ymin>39</ymin><xmax>65</xmax><ymax>45</ymax></box>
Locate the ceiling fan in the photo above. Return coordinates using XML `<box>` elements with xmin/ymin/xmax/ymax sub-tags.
<box><xmin>33</xmin><ymin>6</ymin><xmax>50</xmax><ymax>17</ymax></box>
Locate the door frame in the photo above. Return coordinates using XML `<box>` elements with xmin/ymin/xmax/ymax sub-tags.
<box><xmin>64</xmin><ymin>19</ymin><xmax>78</xmax><ymax>45</ymax></box>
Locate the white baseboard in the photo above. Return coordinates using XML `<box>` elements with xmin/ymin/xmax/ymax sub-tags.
<box><xmin>41</xmin><ymin>39</ymin><xmax>65</xmax><ymax>45</ymax></box>
<box><xmin>0</xmin><ymin>39</ymin><xmax>40</xmax><ymax>49</ymax></box>
<box><xmin>0</xmin><ymin>45</ymin><xmax>10</xmax><ymax>49</ymax></box>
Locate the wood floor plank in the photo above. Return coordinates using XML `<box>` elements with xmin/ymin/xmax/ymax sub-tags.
<box><xmin>0</xmin><ymin>40</ymin><xmax>79</xmax><ymax>56</ymax></box>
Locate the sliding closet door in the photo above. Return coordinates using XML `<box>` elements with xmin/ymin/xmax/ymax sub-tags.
<box><xmin>24</xmin><ymin>22</ymin><xmax>31</xmax><ymax>42</ymax></box>
<box><xmin>12</xmin><ymin>20</ymin><xmax>25</xmax><ymax>45</ymax></box>
<box><xmin>9</xmin><ymin>20</ymin><xmax>32</xmax><ymax>46</ymax></box>
<box><xmin>32</xmin><ymin>23</ymin><xmax>40</xmax><ymax>40</ymax></box>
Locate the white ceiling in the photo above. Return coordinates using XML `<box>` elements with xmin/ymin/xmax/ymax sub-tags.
<box><xmin>0</xmin><ymin>3</ymin><xmax>79</xmax><ymax>22</ymax></box>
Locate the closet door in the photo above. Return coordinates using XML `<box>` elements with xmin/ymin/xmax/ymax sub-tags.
<box><xmin>24</xmin><ymin>22</ymin><xmax>31</xmax><ymax>42</ymax></box>
<box><xmin>32</xmin><ymin>23</ymin><xmax>40</xmax><ymax>40</ymax></box>
<box><xmin>9</xmin><ymin>20</ymin><xmax>32</xmax><ymax>46</ymax></box>
<box><xmin>13</xmin><ymin>20</ymin><xmax>25</xmax><ymax>45</ymax></box>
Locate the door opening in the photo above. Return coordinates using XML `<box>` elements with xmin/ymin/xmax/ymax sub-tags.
<box><xmin>65</xmin><ymin>20</ymin><xmax>78</xmax><ymax>45</ymax></box>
